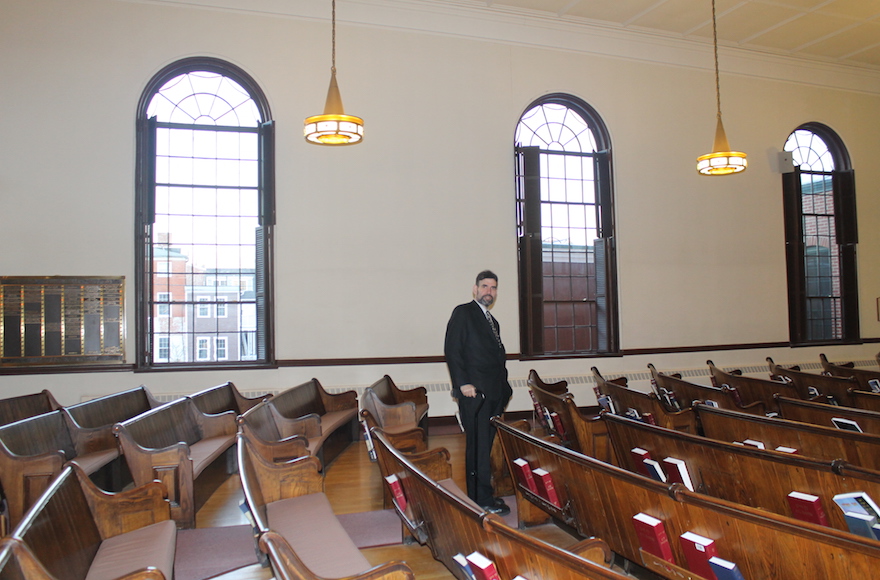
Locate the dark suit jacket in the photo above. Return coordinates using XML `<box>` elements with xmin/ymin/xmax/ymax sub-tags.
<box><xmin>444</xmin><ymin>300</ymin><xmax>512</xmax><ymax>403</ymax></box>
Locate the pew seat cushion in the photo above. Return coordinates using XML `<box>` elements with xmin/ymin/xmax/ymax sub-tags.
<box><xmin>68</xmin><ymin>448</ymin><xmax>120</xmax><ymax>475</ymax></box>
<box><xmin>301</xmin><ymin>409</ymin><xmax>358</xmax><ymax>456</ymax></box>
<box><xmin>190</xmin><ymin>434</ymin><xmax>236</xmax><ymax>475</ymax></box>
<box><xmin>267</xmin><ymin>492</ymin><xmax>370</xmax><ymax>578</ymax></box>
<box><xmin>85</xmin><ymin>519</ymin><xmax>177</xmax><ymax>580</ymax></box>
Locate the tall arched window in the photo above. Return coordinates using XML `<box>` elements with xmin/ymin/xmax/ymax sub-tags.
<box><xmin>135</xmin><ymin>58</ymin><xmax>275</xmax><ymax>368</ymax></box>
<box><xmin>782</xmin><ymin>123</ymin><xmax>858</xmax><ymax>344</ymax></box>
<box><xmin>515</xmin><ymin>95</ymin><xmax>617</xmax><ymax>356</ymax></box>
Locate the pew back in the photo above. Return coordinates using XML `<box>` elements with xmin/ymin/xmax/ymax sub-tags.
<box><xmin>649</xmin><ymin>364</ymin><xmax>766</xmax><ymax>415</ymax></box>
<box><xmin>591</xmin><ymin>367</ymin><xmax>698</xmax><ymax>433</ymax></box>
<box><xmin>767</xmin><ymin>357</ymin><xmax>862</xmax><ymax>406</ymax></box>
<box><xmin>706</xmin><ymin>360</ymin><xmax>801</xmax><ymax>413</ymax></box>
<box><xmin>118</xmin><ymin>398</ymin><xmax>202</xmax><ymax>449</ymax></box>
<box><xmin>820</xmin><ymin>353</ymin><xmax>880</xmax><ymax>392</ymax></box>
<box><xmin>602</xmin><ymin>412</ymin><xmax>880</xmax><ymax>534</ymax></box>
<box><xmin>696</xmin><ymin>403</ymin><xmax>880</xmax><ymax>470</ymax></box>
<box><xmin>775</xmin><ymin>395</ymin><xmax>880</xmax><ymax>434</ymax></box>
<box><xmin>190</xmin><ymin>382</ymin><xmax>267</xmax><ymax>416</ymax></box>
<box><xmin>494</xmin><ymin>419</ymin><xmax>880</xmax><ymax>580</ymax></box>
<box><xmin>64</xmin><ymin>386</ymin><xmax>160</xmax><ymax>429</ymax></box>
<box><xmin>0</xmin><ymin>391</ymin><xmax>61</xmax><ymax>428</ymax></box>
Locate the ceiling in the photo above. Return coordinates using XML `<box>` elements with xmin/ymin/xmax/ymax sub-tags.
<box><xmin>432</xmin><ymin>0</ymin><xmax>880</xmax><ymax>70</ymax></box>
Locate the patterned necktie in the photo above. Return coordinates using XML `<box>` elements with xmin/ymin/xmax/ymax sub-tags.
<box><xmin>485</xmin><ymin>310</ymin><xmax>503</xmax><ymax>348</ymax></box>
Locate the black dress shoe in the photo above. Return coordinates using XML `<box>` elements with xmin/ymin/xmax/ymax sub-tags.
<box><xmin>481</xmin><ymin>501</ymin><xmax>511</xmax><ymax>517</ymax></box>
<box><xmin>493</xmin><ymin>497</ymin><xmax>507</xmax><ymax>507</ymax></box>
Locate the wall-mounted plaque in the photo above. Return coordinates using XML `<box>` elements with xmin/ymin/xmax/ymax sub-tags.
<box><xmin>1</xmin><ymin>276</ymin><xmax>124</xmax><ymax>366</ymax></box>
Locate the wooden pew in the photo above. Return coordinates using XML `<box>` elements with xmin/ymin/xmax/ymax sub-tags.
<box><xmin>526</xmin><ymin>370</ymin><xmax>615</xmax><ymax>463</ymax></box>
<box><xmin>0</xmin><ymin>391</ymin><xmax>61</xmax><ymax>427</ymax></box>
<box><xmin>494</xmin><ymin>419</ymin><xmax>880</xmax><ymax>580</ymax></box>
<box><xmin>268</xmin><ymin>379</ymin><xmax>359</xmax><ymax>468</ymax></box>
<box><xmin>237</xmin><ymin>400</ymin><xmax>311</xmax><ymax>464</ymax></box>
<box><xmin>767</xmin><ymin>357</ymin><xmax>862</xmax><ymax>406</ymax></box>
<box><xmin>360</xmin><ymin>409</ymin><xmax>427</xmax><ymax>460</ymax></box>
<box><xmin>706</xmin><ymin>359</ymin><xmax>802</xmax><ymax>414</ymax></box>
<box><xmin>820</xmin><ymin>353</ymin><xmax>880</xmax><ymax>392</ymax></box>
<box><xmin>0</xmin><ymin>410</ymin><xmax>122</xmax><ymax>530</ymax></box>
<box><xmin>360</xmin><ymin>375</ymin><xmax>428</xmax><ymax>432</ymax></box>
<box><xmin>189</xmin><ymin>381</ymin><xmax>268</xmax><ymax>416</ymax></box>
<box><xmin>2</xmin><ymin>464</ymin><xmax>174</xmax><ymax>580</ymax></box>
<box><xmin>696</xmin><ymin>403</ymin><xmax>880</xmax><ymax>471</ymax></box>
<box><xmin>602</xmin><ymin>411</ymin><xmax>880</xmax><ymax>535</ymax></box>
<box><xmin>649</xmin><ymin>363</ymin><xmax>767</xmax><ymax>415</ymax></box>
<box><xmin>237</xmin><ymin>434</ymin><xmax>415</xmax><ymax>580</ymax></box>
<box><xmin>591</xmin><ymin>367</ymin><xmax>698</xmax><ymax>433</ymax></box>
<box><xmin>113</xmin><ymin>397</ymin><xmax>237</xmax><ymax>528</ymax></box>
<box><xmin>370</xmin><ymin>428</ymin><xmax>622</xmax><ymax>580</ymax></box>
<box><xmin>64</xmin><ymin>385</ymin><xmax>161</xmax><ymax>430</ymax></box>
<box><xmin>775</xmin><ymin>395</ymin><xmax>880</xmax><ymax>434</ymax></box>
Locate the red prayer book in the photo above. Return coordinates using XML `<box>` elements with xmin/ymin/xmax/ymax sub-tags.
<box><xmin>662</xmin><ymin>457</ymin><xmax>695</xmax><ymax>492</ymax></box>
<box><xmin>632</xmin><ymin>512</ymin><xmax>675</xmax><ymax>563</ymax></box>
<box><xmin>465</xmin><ymin>552</ymin><xmax>500</xmax><ymax>580</ymax></box>
<box><xmin>631</xmin><ymin>447</ymin><xmax>652</xmax><ymax>476</ymax></box>
<box><xmin>532</xmin><ymin>468</ymin><xmax>561</xmax><ymax>507</ymax></box>
<box><xmin>512</xmin><ymin>457</ymin><xmax>538</xmax><ymax>493</ymax></box>
<box><xmin>384</xmin><ymin>474</ymin><xmax>407</xmax><ymax>511</ymax></box>
<box><xmin>550</xmin><ymin>412</ymin><xmax>566</xmax><ymax>438</ymax></box>
<box><xmin>679</xmin><ymin>531</ymin><xmax>718</xmax><ymax>580</ymax></box>
<box><xmin>787</xmin><ymin>491</ymin><xmax>829</xmax><ymax>526</ymax></box>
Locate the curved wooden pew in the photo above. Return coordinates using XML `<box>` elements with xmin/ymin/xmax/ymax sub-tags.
<box><xmin>591</xmin><ymin>367</ymin><xmax>698</xmax><ymax>433</ymax></box>
<box><xmin>237</xmin><ymin>434</ymin><xmax>415</xmax><ymax>580</ymax></box>
<box><xmin>494</xmin><ymin>419</ymin><xmax>880</xmax><ymax>580</ymax></box>
<box><xmin>268</xmin><ymin>379</ymin><xmax>359</xmax><ymax>468</ymax></box>
<box><xmin>819</xmin><ymin>353</ymin><xmax>880</xmax><ymax>392</ymax></box>
<box><xmin>649</xmin><ymin>364</ymin><xmax>767</xmax><ymax>415</ymax></box>
<box><xmin>526</xmin><ymin>370</ymin><xmax>614</xmax><ymax>462</ymax></box>
<box><xmin>370</xmin><ymin>428</ymin><xmax>622</xmax><ymax>580</ymax></box>
<box><xmin>767</xmin><ymin>357</ymin><xmax>862</xmax><ymax>406</ymax></box>
<box><xmin>696</xmin><ymin>403</ymin><xmax>880</xmax><ymax>471</ymax></box>
<box><xmin>189</xmin><ymin>381</ymin><xmax>269</xmax><ymax>417</ymax></box>
<box><xmin>361</xmin><ymin>375</ymin><xmax>429</xmax><ymax>433</ymax></box>
<box><xmin>602</xmin><ymin>412</ymin><xmax>880</xmax><ymax>535</ymax></box>
<box><xmin>707</xmin><ymin>359</ymin><xmax>801</xmax><ymax>413</ymax></box>
<box><xmin>237</xmin><ymin>400</ymin><xmax>312</xmax><ymax>464</ymax></box>
<box><xmin>2</xmin><ymin>464</ymin><xmax>174</xmax><ymax>580</ymax></box>
<box><xmin>0</xmin><ymin>410</ymin><xmax>121</xmax><ymax>530</ymax></box>
<box><xmin>113</xmin><ymin>397</ymin><xmax>237</xmax><ymax>528</ymax></box>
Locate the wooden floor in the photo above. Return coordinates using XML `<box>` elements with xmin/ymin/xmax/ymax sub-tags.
<box><xmin>197</xmin><ymin>428</ymin><xmax>584</xmax><ymax>580</ymax></box>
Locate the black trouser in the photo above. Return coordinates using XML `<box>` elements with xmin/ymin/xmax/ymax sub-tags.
<box><xmin>458</xmin><ymin>394</ymin><xmax>506</xmax><ymax>507</ymax></box>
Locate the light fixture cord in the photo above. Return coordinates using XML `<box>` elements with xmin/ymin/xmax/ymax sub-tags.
<box><xmin>331</xmin><ymin>0</ymin><xmax>336</xmax><ymax>74</ymax></box>
<box><xmin>712</xmin><ymin>0</ymin><xmax>721</xmax><ymax>121</ymax></box>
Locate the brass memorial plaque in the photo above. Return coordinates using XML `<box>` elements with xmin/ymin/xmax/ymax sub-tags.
<box><xmin>1</xmin><ymin>276</ymin><xmax>124</xmax><ymax>366</ymax></box>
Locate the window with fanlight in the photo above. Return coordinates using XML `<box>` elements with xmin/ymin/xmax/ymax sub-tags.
<box><xmin>135</xmin><ymin>57</ymin><xmax>275</xmax><ymax>368</ymax></box>
<box><xmin>514</xmin><ymin>95</ymin><xmax>617</xmax><ymax>357</ymax></box>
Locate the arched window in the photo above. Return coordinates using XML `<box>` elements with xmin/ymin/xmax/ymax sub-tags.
<box><xmin>782</xmin><ymin>123</ymin><xmax>858</xmax><ymax>344</ymax></box>
<box><xmin>514</xmin><ymin>95</ymin><xmax>617</xmax><ymax>356</ymax></box>
<box><xmin>135</xmin><ymin>58</ymin><xmax>275</xmax><ymax>368</ymax></box>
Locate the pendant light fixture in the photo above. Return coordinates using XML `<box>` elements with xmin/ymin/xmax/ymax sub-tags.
<box><xmin>304</xmin><ymin>0</ymin><xmax>364</xmax><ymax>146</ymax></box>
<box><xmin>696</xmin><ymin>0</ymin><xmax>746</xmax><ymax>175</ymax></box>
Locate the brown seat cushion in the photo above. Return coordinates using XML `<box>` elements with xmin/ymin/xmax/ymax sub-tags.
<box><xmin>69</xmin><ymin>448</ymin><xmax>120</xmax><ymax>475</ymax></box>
<box><xmin>85</xmin><ymin>520</ymin><xmax>177</xmax><ymax>580</ymax></box>
<box><xmin>267</xmin><ymin>493</ymin><xmax>369</xmax><ymax>578</ymax></box>
<box><xmin>189</xmin><ymin>434</ymin><xmax>235</xmax><ymax>476</ymax></box>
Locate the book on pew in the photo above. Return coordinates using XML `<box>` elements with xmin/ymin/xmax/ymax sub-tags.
<box><xmin>775</xmin><ymin>446</ymin><xmax>799</xmax><ymax>454</ymax></box>
<box><xmin>642</xmin><ymin>459</ymin><xmax>667</xmax><ymax>483</ymax></box>
<box><xmin>625</xmin><ymin>407</ymin><xmax>642</xmax><ymax>421</ymax></box>
<box><xmin>452</xmin><ymin>553</ymin><xmax>476</xmax><ymax>580</ymax></box>
<box><xmin>512</xmin><ymin>457</ymin><xmax>538</xmax><ymax>493</ymax></box>
<box><xmin>708</xmin><ymin>556</ymin><xmax>745</xmax><ymax>580</ymax></box>
<box><xmin>527</xmin><ymin>390</ymin><xmax>546</xmax><ymax>429</ymax></box>
<box><xmin>872</xmin><ymin>523</ymin><xmax>880</xmax><ymax>541</ymax></box>
<box><xmin>362</xmin><ymin>420</ymin><xmax>376</xmax><ymax>461</ymax></box>
<box><xmin>832</xmin><ymin>491</ymin><xmax>880</xmax><ymax>521</ymax></box>
<box><xmin>597</xmin><ymin>394</ymin><xmax>617</xmax><ymax>415</ymax></box>
<box><xmin>630</xmin><ymin>447</ymin><xmax>652</xmax><ymax>476</ymax></box>
<box><xmin>465</xmin><ymin>551</ymin><xmax>501</xmax><ymax>580</ymax></box>
<box><xmin>550</xmin><ymin>412</ymin><xmax>566</xmax><ymax>439</ymax></box>
<box><xmin>679</xmin><ymin>531</ymin><xmax>718</xmax><ymax>580</ymax></box>
<box><xmin>869</xmin><ymin>379</ymin><xmax>880</xmax><ymax>393</ymax></box>
<box><xmin>831</xmin><ymin>417</ymin><xmax>863</xmax><ymax>432</ymax></box>
<box><xmin>662</xmin><ymin>457</ymin><xmax>695</xmax><ymax>491</ymax></box>
<box><xmin>632</xmin><ymin>512</ymin><xmax>675</xmax><ymax>563</ymax></box>
<box><xmin>742</xmin><ymin>439</ymin><xmax>765</xmax><ymax>449</ymax></box>
<box><xmin>642</xmin><ymin>412</ymin><xmax>657</xmax><ymax>425</ymax></box>
<box><xmin>786</xmin><ymin>491</ymin><xmax>829</xmax><ymax>526</ymax></box>
<box><xmin>384</xmin><ymin>474</ymin><xmax>407</xmax><ymax>511</ymax></box>
<box><xmin>531</xmin><ymin>468</ymin><xmax>561</xmax><ymax>507</ymax></box>
<box><xmin>843</xmin><ymin>511</ymin><xmax>877</xmax><ymax>539</ymax></box>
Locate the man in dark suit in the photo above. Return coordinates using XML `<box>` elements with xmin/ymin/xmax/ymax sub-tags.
<box><xmin>444</xmin><ymin>270</ymin><xmax>513</xmax><ymax>515</ymax></box>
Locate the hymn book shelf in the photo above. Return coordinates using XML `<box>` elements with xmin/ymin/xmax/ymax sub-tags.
<box><xmin>0</xmin><ymin>276</ymin><xmax>124</xmax><ymax>366</ymax></box>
